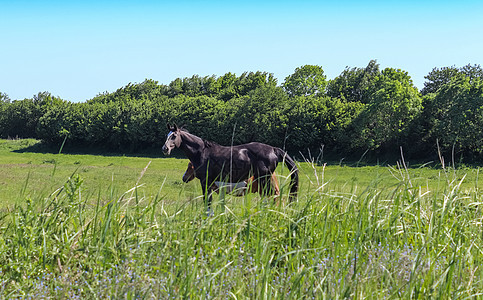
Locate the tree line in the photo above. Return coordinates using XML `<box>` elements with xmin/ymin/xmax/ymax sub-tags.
<box><xmin>1</xmin><ymin>61</ymin><xmax>482</xmax><ymax>161</ymax></box>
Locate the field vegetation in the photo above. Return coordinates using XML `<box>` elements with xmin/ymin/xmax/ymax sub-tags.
<box><xmin>1</xmin><ymin>57</ymin><xmax>483</xmax><ymax>299</ymax></box>
<box><xmin>1</xmin><ymin>139</ymin><xmax>483</xmax><ymax>298</ymax></box>
<box><xmin>1</xmin><ymin>61</ymin><xmax>483</xmax><ymax>162</ymax></box>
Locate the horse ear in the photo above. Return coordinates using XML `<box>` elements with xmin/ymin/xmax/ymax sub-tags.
<box><xmin>173</xmin><ymin>123</ymin><xmax>178</xmax><ymax>131</ymax></box>
<box><xmin>166</xmin><ymin>123</ymin><xmax>171</xmax><ymax>130</ymax></box>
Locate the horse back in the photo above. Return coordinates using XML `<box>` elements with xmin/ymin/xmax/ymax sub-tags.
<box><xmin>202</xmin><ymin>142</ymin><xmax>278</xmax><ymax>181</ymax></box>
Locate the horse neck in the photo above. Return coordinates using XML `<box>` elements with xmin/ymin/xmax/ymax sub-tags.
<box><xmin>179</xmin><ymin>131</ymin><xmax>204</xmax><ymax>162</ymax></box>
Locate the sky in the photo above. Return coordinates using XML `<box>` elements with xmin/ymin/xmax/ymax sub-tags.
<box><xmin>1</xmin><ymin>0</ymin><xmax>482</xmax><ymax>102</ymax></box>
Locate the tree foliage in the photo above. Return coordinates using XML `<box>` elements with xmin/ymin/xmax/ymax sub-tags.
<box><xmin>1</xmin><ymin>63</ymin><xmax>483</xmax><ymax>161</ymax></box>
<box><xmin>350</xmin><ymin>68</ymin><xmax>422</xmax><ymax>151</ymax></box>
<box><xmin>282</xmin><ymin>65</ymin><xmax>327</xmax><ymax>97</ymax></box>
<box><xmin>421</xmin><ymin>64</ymin><xmax>483</xmax><ymax>95</ymax></box>
<box><xmin>327</xmin><ymin>60</ymin><xmax>380</xmax><ymax>103</ymax></box>
<box><xmin>424</xmin><ymin>75</ymin><xmax>483</xmax><ymax>154</ymax></box>
<box><xmin>0</xmin><ymin>92</ymin><xmax>10</xmax><ymax>103</ymax></box>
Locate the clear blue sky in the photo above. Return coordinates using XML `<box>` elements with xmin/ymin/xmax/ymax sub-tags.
<box><xmin>1</xmin><ymin>0</ymin><xmax>482</xmax><ymax>102</ymax></box>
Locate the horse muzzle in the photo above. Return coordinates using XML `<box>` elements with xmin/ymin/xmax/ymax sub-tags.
<box><xmin>162</xmin><ymin>145</ymin><xmax>171</xmax><ymax>155</ymax></box>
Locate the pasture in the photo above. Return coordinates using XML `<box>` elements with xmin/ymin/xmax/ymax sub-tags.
<box><xmin>1</xmin><ymin>139</ymin><xmax>483</xmax><ymax>298</ymax></box>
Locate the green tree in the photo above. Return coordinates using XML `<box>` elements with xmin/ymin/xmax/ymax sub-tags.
<box><xmin>0</xmin><ymin>92</ymin><xmax>10</xmax><ymax>103</ymax></box>
<box><xmin>230</xmin><ymin>86</ymin><xmax>289</xmax><ymax>146</ymax></box>
<box><xmin>286</xmin><ymin>95</ymin><xmax>363</xmax><ymax>153</ymax></box>
<box><xmin>0</xmin><ymin>94</ymin><xmax>9</xmax><ymax>137</ymax></box>
<box><xmin>421</xmin><ymin>66</ymin><xmax>460</xmax><ymax>95</ymax></box>
<box><xmin>196</xmin><ymin>75</ymin><xmax>221</xmax><ymax>97</ymax></box>
<box><xmin>421</xmin><ymin>64</ymin><xmax>483</xmax><ymax>95</ymax></box>
<box><xmin>172</xmin><ymin>95</ymin><xmax>225</xmax><ymax>140</ymax></box>
<box><xmin>350</xmin><ymin>68</ymin><xmax>422</xmax><ymax>151</ymax></box>
<box><xmin>283</xmin><ymin>65</ymin><xmax>327</xmax><ymax>97</ymax></box>
<box><xmin>214</xmin><ymin>71</ymin><xmax>275</xmax><ymax>101</ymax></box>
<box><xmin>0</xmin><ymin>92</ymin><xmax>63</xmax><ymax>139</ymax></box>
<box><xmin>89</xmin><ymin>79</ymin><xmax>167</xmax><ymax>103</ymax></box>
<box><xmin>216</xmin><ymin>72</ymin><xmax>238</xmax><ymax>101</ymax></box>
<box><xmin>236</xmin><ymin>71</ymin><xmax>277</xmax><ymax>96</ymax></box>
<box><xmin>423</xmin><ymin>75</ymin><xmax>483</xmax><ymax>154</ymax></box>
<box><xmin>36</xmin><ymin>100</ymin><xmax>71</xmax><ymax>143</ymax></box>
<box><xmin>167</xmin><ymin>78</ymin><xmax>184</xmax><ymax>98</ymax></box>
<box><xmin>326</xmin><ymin>60</ymin><xmax>380</xmax><ymax>103</ymax></box>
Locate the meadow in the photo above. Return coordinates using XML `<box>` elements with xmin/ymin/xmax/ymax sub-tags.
<box><xmin>1</xmin><ymin>139</ymin><xmax>483</xmax><ymax>299</ymax></box>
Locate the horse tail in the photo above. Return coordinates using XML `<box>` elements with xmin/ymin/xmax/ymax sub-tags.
<box><xmin>275</xmin><ymin>148</ymin><xmax>299</xmax><ymax>201</ymax></box>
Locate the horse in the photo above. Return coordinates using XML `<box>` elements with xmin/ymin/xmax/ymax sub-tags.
<box><xmin>162</xmin><ymin>124</ymin><xmax>298</xmax><ymax>210</ymax></box>
<box><xmin>182</xmin><ymin>161</ymin><xmax>280</xmax><ymax>198</ymax></box>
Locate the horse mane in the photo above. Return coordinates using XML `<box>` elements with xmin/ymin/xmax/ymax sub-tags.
<box><xmin>203</xmin><ymin>139</ymin><xmax>220</xmax><ymax>148</ymax></box>
<box><xmin>179</xmin><ymin>127</ymin><xmax>219</xmax><ymax>148</ymax></box>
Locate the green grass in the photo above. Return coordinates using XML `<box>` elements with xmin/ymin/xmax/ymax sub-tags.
<box><xmin>1</xmin><ymin>139</ymin><xmax>483</xmax><ymax>298</ymax></box>
<box><xmin>0</xmin><ymin>139</ymin><xmax>200</xmax><ymax>208</ymax></box>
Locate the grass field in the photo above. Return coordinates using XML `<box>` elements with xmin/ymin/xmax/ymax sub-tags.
<box><xmin>1</xmin><ymin>139</ymin><xmax>483</xmax><ymax>298</ymax></box>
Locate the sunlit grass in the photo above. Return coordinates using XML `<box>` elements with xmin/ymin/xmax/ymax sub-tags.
<box><xmin>1</xmin><ymin>139</ymin><xmax>483</xmax><ymax>298</ymax></box>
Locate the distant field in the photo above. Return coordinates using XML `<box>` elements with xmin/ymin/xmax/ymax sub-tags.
<box><xmin>1</xmin><ymin>139</ymin><xmax>483</xmax><ymax>298</ymax></box>
<box><xmin>0</xmin><ymin>139</ymin><xmax>200</xmax><ymax>207</ymax></box>
<box><xmin>1</xmin><ymin>139</ymin><xmax>481</xmax><ymax>207</ymax></box>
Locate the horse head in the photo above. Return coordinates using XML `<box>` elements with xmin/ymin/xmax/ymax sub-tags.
<box><xmin>162</xmin><ymin>123</ymin><xmax>182</xmax><ymax>155</ymax></box>
<box><xmin>182</xmin><ymin>161</ymin><xmax>196</xmax><ymax>183</ymax></box>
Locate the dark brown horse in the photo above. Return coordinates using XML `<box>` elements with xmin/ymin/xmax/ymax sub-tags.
<box><xmin>182</xmin><ymin>161</ymin><xmax>280</xmax><ymax>199</ymax></box>
<box><xmin>162</xmin><ymin>124</ymin><xmax>298</xmax><ymax>209</ymax></box>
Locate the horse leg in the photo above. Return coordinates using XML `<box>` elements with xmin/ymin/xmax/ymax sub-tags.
<box><xmin>255</xmin><ymin>173</ymin><xmax>281</xmax><ymax>205</ymax></box>
<box><xmin>271</xmin><ymin>173</ymin><xmax>281</xmax><ymax>205</ymax></box>
<box><xmin>200</xmin><ymin>180</ymin><xmax>214</xmax><ymax>216</ymax></box>
<box><xmin>257</xmin><ymin>176</ymin><xmax>272</xmax><ymax>198</ymax></box>
<box><xmin>247</xmin><ymin>176</ymin><xmax>257</xmax><ymax>194</ymax></box>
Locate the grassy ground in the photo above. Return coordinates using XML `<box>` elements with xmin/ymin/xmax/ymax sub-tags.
<box><xmin>1</xmin><ymin>139</ymin><xmax>483</xmax><ymax>298</ymax></box>
<box><xmin>2</xmin><ymin>139</ymin><xmax>480</xmax><ymax>207</ymax></box>
<box><xmin>0</xmin><ymin>139</ymin><xmax>199</xmax><ymax>208</ymax></box>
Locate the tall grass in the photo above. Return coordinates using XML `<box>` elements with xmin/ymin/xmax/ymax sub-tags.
<box><xmin>1</xmin><ymin>160</ymin><xmax>483</xmax><ymax>299</ymax></box>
